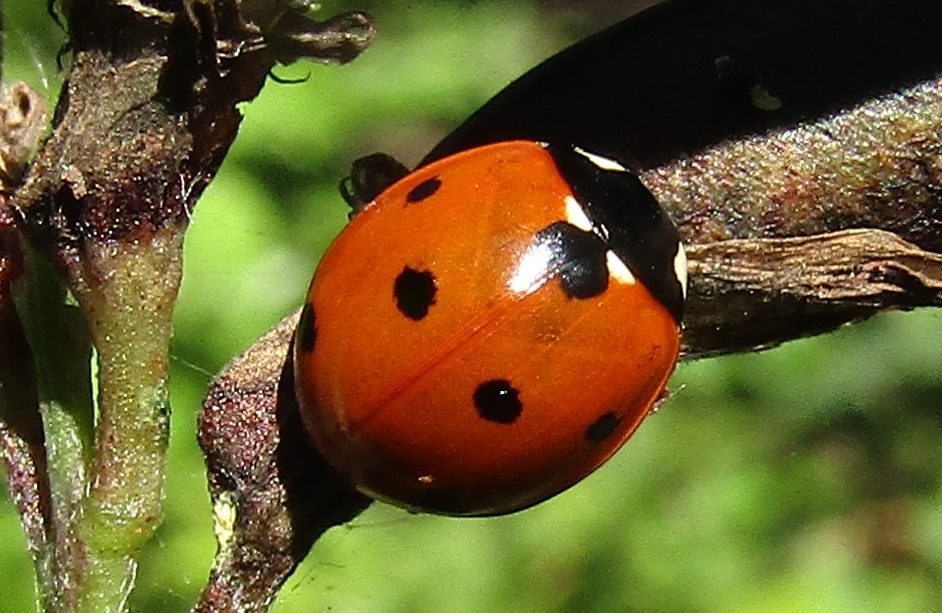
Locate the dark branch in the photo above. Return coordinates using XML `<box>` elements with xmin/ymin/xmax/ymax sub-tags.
<box><xmin>197</xmin><ymin>315</ymin><xmax>370</xmax><ymax>612</ymax></box>
<box><xmin>648</xmin><ymin>78</ymin><xmax>942</xmax><ymax>356</ymax></box>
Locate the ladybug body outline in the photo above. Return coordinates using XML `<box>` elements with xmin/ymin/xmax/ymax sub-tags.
<box><xmin>295</xmin><ymin>140</ymin><xmax>686</xmax><ymax>516</ymax></box>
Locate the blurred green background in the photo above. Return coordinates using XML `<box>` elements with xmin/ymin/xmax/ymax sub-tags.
<box><xmin>2</xmin><ymin>1</ymin><xmax>942</xmax><ymax>612</ymax></box>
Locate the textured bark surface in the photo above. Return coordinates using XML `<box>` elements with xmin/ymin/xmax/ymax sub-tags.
<box><xmin>197</xmin><ymin>314</ymin><xmax>370</xmax><ymax>612</ymax></box>
<box><xmin>648</xmin><ymin>77</ymin><xmax>942</xmax><ymax>355</ymax></box>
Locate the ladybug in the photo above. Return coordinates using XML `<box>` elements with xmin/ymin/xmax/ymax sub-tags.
<box><xmin>294</xmin><ymin>140</ymin><xmax>687</xmax><ymax>516</ymax></box>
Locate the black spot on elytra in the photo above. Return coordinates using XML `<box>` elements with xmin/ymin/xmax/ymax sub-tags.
<box><xmin>585</xmin><ymin>412</ymin><xmax>621</xmax><ymax>443</ymax></box>
<box><xmin>406</xmin><ymin>177</ymin><xmax>442</xmax><ymax>203</ymax></box>
<box><xmin>297</xmin><ymin>302</ymin><xmax>317</xmax><ymax>353</ymax></box>
<box><xmin>473</xmin><ymin>379</ymin><xmax>522</xmax><ymax>424</ymax></box>
<box><xmin>394</xmin><ymin>267</ymin><xmax>437</xmax><ymax>320</ymax></box>
<box><xmin>533</xmin><ymin>221</ymin><xmax>608</xmax><ymax>299</ymax></box>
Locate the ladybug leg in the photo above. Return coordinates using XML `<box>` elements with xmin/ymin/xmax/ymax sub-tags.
<box><xmin>339</xmin><ymin>152</ymin><xmax>410</xmax><ymax>217</ymax></box>
<box><xmin>648</xmin><ymin>385</ymin><xmax>676</xmax><ymax>416</ymax></box>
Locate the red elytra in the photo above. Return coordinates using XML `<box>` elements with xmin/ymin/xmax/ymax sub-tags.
<box><xmin>294</xmin><ymin>140</ymin><xmax>685</xmax><ymax>516</ymax></box>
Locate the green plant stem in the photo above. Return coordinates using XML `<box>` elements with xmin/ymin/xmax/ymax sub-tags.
<box><xmin>14</xmin><ymin>242</ymin><xmax>94</xmax><ymax>612</ymax></box>
<box><xmin>0</xmin><ymin>298</ymin><xmax>51</xmax><ymax>603</ymax></box>
<box><xmin>65</xmin><ymin>227</ymin><xmax>184</xmax><ymax>612</ymax></box>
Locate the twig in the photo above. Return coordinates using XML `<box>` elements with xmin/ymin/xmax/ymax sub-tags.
<box><xmin>8</xmin><ymin>0</ymin><xmax>374</xmax><ymax>609</ymax></box>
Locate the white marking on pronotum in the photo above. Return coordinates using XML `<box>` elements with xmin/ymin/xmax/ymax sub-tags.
<box><xmin>674</xmin><ymin>243</ymin><xmax>688</xmax><ymax>298</ymax></box>
<box><xmin>573</xmin><ymin>146</ymin><xmax>628</xmax><ymax>172</ymax></box>
<box><xmin>564</xmin><ymin>196</ymin><xmax>593</xmax><ymax>232</ymax></box>
<box><xmin>606</xmin><ymin>251</ymin><xmax>636</xmax><ymax>285</ymax></box>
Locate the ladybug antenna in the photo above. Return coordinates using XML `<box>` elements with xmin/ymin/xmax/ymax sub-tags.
<box><xmin>267</xmin><ymin>69</ymin><xmax>312</xmax><ymax>85</ymax></box>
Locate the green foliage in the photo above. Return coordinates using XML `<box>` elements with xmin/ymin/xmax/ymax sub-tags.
<box><xmin>2</xmin><ymin>1</ymin><xmax>941</xmax><ymax>612</ymax></box>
